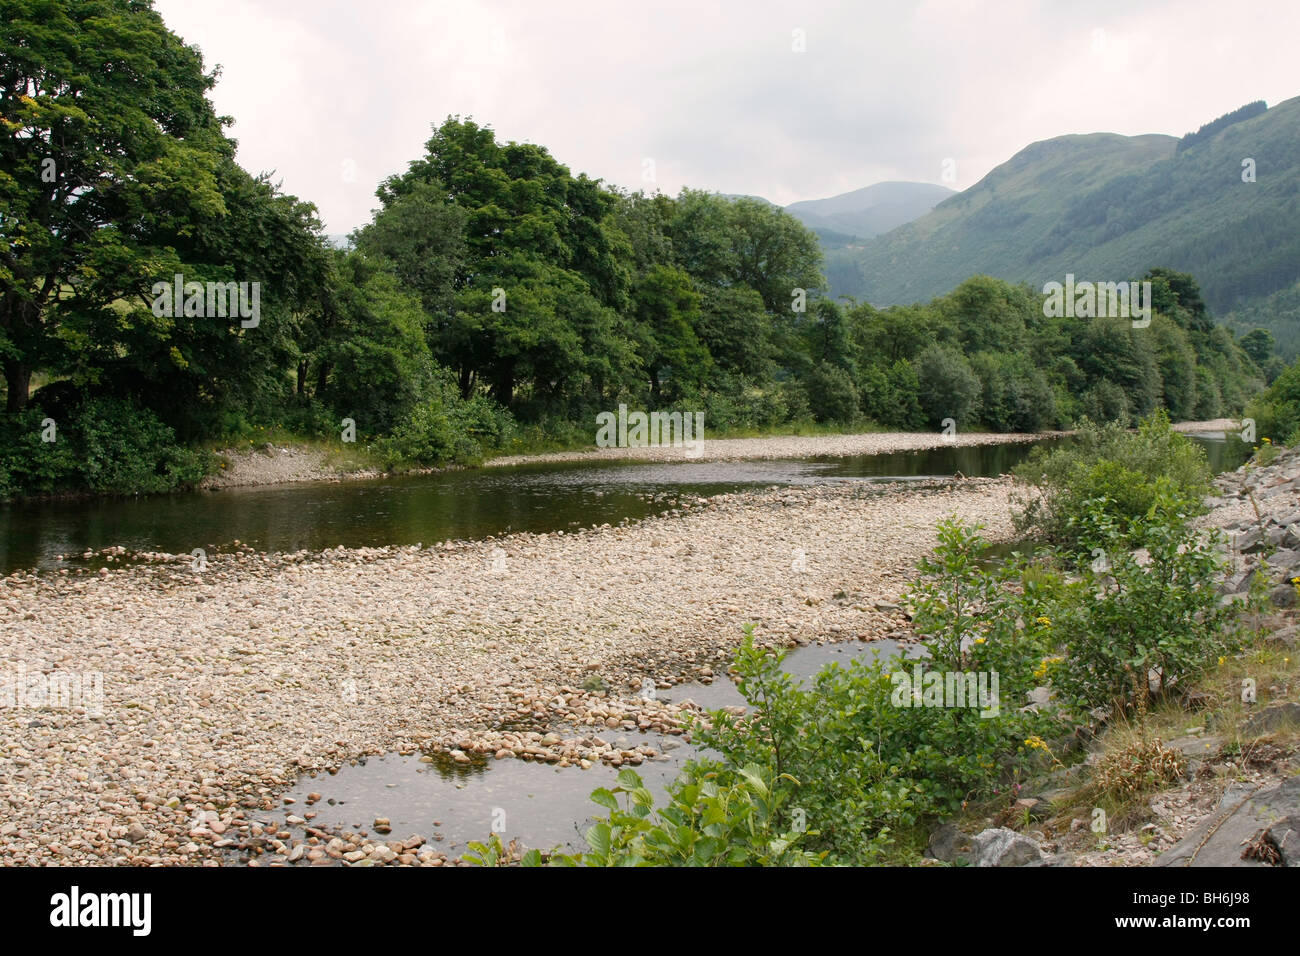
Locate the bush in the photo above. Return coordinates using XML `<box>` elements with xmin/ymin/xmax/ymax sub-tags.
<box><xmin>1244</xmin><ymin>359</ymin><xmax>1300</xmax><ymax>445</ymax></box>
<box><xmin>377</xmin><ymin>378</ymin><xmax>516</xmax><ymax>468</ymax></box>
<box><xmin>1012</xmin><ymin>410</ymin><xmax>1211</xmax><ymax>549</ymax></box>
<box><xmin>1078</xmin><ymin>380</ymin><xmax>1131</xmax><ymax>426</ymax></box>
<box><xmin>1050</xmin><ymin>496</ymin><xmax>1237</xmax><ymax>714</ymax></box>
<box><xmin>969</xmin><ymin>352</ymin><xmax>1057</xmax><ymax>432</ymax></box>
<box><xmin>551</xmin><ymin>521</ymin><xmax>1060</xmax><ymax>866</ymax></box>
<box><xmin>74</xmin><ymin>398</ymin><xmax>211</xmax><ymax>494</ymax></box>
<box><xmin>531</xmin><ymin>763</ymin><xmax>822</xmax><ymax>867</ymax></box>
<box><xmin>858</xmin><ymin>360</ymin><xmax>925</xmax><ymax>430</ymax></box>
<box><xmin>0</xmin><ymin>397</ymin><xmax>210</xmax><ymax>499</ymax></box>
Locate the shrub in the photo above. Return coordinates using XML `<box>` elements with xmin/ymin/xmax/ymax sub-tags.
<box><xmin>535</xmin><ymin>764</ymin><xmax>823</xmax><ymax>867</ymax></box>
<box><xmin>1092</xmin><ymin>737</ymin><xmax>1187</xmax><ymax>800</ymax></box>
<box><xmin>0</xmin><ymin>397</ymin><xmax>210</xmax><ymax>499</ymax></box>
<box><xmin>1012</xmin><ymin>410</ymin><xmax>1211</xmax><ymax>549</ymax></box>
<box><xmin>74</xmin><ymin>397</ymin><xmax>211</xmax><ymax>494</ymax></box>
<box><xmin>1078</xmin><ymin>380</ymin><xmax>1131</xmax><ymax>425</ymax></box>
<box><xmin>377</xmin><ymin>378</ymin><xmax>516</xmax><ymax>468</ymax></box>
<box><xmin>553</xmin><ymin>520</ymin><xmax>1060</xmax><ymax>867</ymax></box>
<box><xmin>1244</xmin><ymin>359</ymin><xmax>1300</xmax><ymax>445</ymax></box>
<box><xmin>1050</xmin><ymin>496</ymin><xmax>1237</xmax><ymax>713</ymax></box>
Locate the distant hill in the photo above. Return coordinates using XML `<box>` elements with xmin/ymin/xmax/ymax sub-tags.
<box><xmin>828</xmin><ymin>97</ymin><xmax>1300</xmax><ymax>345</ymax></box>
<box><xmin>784</xmin><ymin>181</ymin><xmax>956</xmax><ymax>241</ymax></box>
<box><xmin>720</xmin><ymin>182</ymin><xmax>952</xmax><ymax>242</ymax></box>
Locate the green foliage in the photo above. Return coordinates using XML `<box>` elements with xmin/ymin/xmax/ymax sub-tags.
<box><xmin>1245</xmin><ymin>358</ymin><xmax>1300</xmax><ymax>445</ymax></box>
<box><xmin>555</xmin><ymin>522</ymin><xmax>1061</xmax><ymax>867</ymax></box>
<box><xmin>1050</xmin><ymin>498</ymin><xmax>1237</xmax><ymax>714</ymax></box>
<box><xmin>377</xmin><ymin>375</ymin><xmax>515</xmax><ymax>467</ymax></box>
<box><xmin>0</xmin><ymin>395</ymin><xmax>209</xmax><ymax>499</ymax></box>
<box><xmin>804</xmin><ymin>362</ymin><xmax>859</xmax><ymax>423</ymax></box>
<box><xmin>538</xmin><ymin>764</ymin><xmax>822</xmax><ymax>867</ymax></box>
<box><xmin>916</xmin><ymin>345</ymin><xmax>980</xmax><ymax>427</ymax></box>
<box><xmin>1013</xmin><ymin>410</ymin><xmax>1212</xmax><ymax>549</ymax></box>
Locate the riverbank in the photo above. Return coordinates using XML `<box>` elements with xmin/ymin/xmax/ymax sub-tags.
<box><xmin>199</xmin><ymin>428</ymin><xmax>1059</xmax><ymax>492</ymax></box>
<box><xmin>0</xmin><ymin>477</ymin><xmax>1015</xmax><ymax>865</ymax></box>
<box><xmin>484</xmin><ymin>428</ymin><xmax>1058</xmax><ymax>467</ymax></box>
<box><xmin>192</xmin><ymin>419</ymin><xmax>1244</xmax><ymax>491</ymax></box>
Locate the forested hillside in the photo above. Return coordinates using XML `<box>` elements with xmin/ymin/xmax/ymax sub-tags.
<box><xmin>831</xmin><ymin>98</ymin><xmax>1300</xmax><ymax>344</ymax></box>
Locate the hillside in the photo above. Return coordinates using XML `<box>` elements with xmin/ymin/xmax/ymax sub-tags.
<box><xmin>830</xmin><ymin>97</ymin><xmax>1300</xmax><ymax>338</ymax></box>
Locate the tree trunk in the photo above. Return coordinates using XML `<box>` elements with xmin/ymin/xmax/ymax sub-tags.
<box><xmin>492</xmin><ymin>364</ymin><xmax>514</xmax><ymax>406</ymax></box>
<box><xmin>3</xmin><ymin>361</ymin><xmax>30</xmax><ymax>412</ymax></box>
<box><xmin>296</xmin><ymin>360</ymin><xmax>308</xmax><ymax>396</ymax></box>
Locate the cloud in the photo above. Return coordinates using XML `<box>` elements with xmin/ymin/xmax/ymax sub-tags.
<box><xmin>152</xmin><ymin>0</ymin><xmax>1300</xmax><ymax>232</ymax></box>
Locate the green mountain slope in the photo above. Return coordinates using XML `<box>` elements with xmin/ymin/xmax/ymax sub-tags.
<box><xmin>832</xmin><ymin>96</ymin><xmax>1300</xmax><ymax>329</ymax></box>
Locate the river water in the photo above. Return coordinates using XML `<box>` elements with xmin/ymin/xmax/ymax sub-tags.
<box><xmin>1</xmin><ymin>438</ymin><xmax>1059</xmax><ymax>573</ymax></box>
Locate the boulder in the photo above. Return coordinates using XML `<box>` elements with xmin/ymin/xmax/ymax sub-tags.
<box><xmin>1243</xmin><ymin>702</ymin><xmax>1300</xmax><ymax>736</ymax></box>
<box><xmin>1269</xmin><ymin>584</ymin><xmax>1296</xmax><ymax>608</ymax></box>
<box><xmin>969</xmin><ymin>827</ymin><xmax>1043</xmax><ymax>867</ymax></box>
<box><xmin>927</xmin><ymin>823</ymin><xmax>972</xmax><ymax>863</ymax></box>
<box><xmin>1159</xmin><ymin>776</ymin><xmax>1300</xmax><ymax>867</ymax></box>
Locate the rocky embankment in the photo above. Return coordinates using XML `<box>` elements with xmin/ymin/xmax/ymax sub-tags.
<box><xmin>0</xmin><ymin>477</ymin><xmax>1015</xmax><ymax>866</ymax></box>
<box><xmin>929</xmin><ymin>446</ymin><xmax>1300</xmax><ymax>867</ymax></box>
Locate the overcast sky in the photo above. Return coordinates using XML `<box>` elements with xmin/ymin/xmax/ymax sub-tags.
<box><xmin>152</xmin><ymin>0</ymin><xmax>1300</xmax><ymax>235</ymax></box>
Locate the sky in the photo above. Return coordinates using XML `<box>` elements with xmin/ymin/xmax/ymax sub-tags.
<box><xmin>152</xmin><ymin>0</ymin><xmax>1300</xmax><ymax>235</ymax></box>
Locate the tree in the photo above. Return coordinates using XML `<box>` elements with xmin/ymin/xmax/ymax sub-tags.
<box><xmin>0</xmin><ymin>0</ymin><xmax>232</xmax><ymax>411</ymax></box>
<box><xmin>916</xmin><ymin>345</ymin><xmax>981</xmax><ymax>427</ymax></box>
<box><xmin>311</xmin><ymin>251</ymin><xmax>433</xmax><ymax>434</ymax></box>
<box><xmin>376</xmin><ymin>116</ymin><xmax>634</xmax><ymax>409</ymax></box>
<box><xmin>1239</xmin><ymin>328</ymin><xmax>1275</xmax><ymax>367</ymax></box>
<box><xmin>631</xmin><ymin>264</ymin><xmax>711</xmax><ymax>402</ymax></box>
<box><xmin>1145</xmin><ymin>267</ymin><xmax>1211</xmax><ymax>337</ymax></box>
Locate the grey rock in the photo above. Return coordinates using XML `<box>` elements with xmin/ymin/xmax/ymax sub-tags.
<box><xmin>969</xmin><ymin>827</ymin><xmax>1043</xmax><ymax>867</ymax></box>
<box><xmin>1264</xmin><ymin>625</ymin><xmax>1299</xmax><ymax>647</ymax></box>
<box><xmin>1231</xmin><ymin>528</ymin><xmax>1264</xmax><ymax>554</ymax></box>
<box><xmin>1243</xmin><ymin>702</ymin><xmax>1300</xmax><ymax>735</ymax></box>
<box><xmin>1159</xmin><ymin>776</ymin><xmax>1300</xmax><ymax>867</ymax></box>
<box><xmin>1265</xmin><ymin>548</ymin><xmax>1300</xmax><ymax>569</ymax></box>
<box><xmin>1268</xmin><ymin>584</ymin><xmax>1296</xmax><ymax>608</ymax></box>
<box><xmin>1268</xmin><ymin>815</ymin><xmax>1300</xmax><ymax>866</ymax></box>
<box><xmin>927</xmin><ymin>823</ymin><xmax>972</xmax><ymax>863</ymax></box>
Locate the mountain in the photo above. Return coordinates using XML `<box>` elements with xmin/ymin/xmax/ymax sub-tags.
<box><xmin>829</xmin><ymin>96</ymin><xmax>1300</xmax><ymax>350</ymax></box>
<box><xmin>720</xmin><ymin>182</ymin><xmax>953</xmax><ymax>246</ymax></box>
<box><xmin>784</xmin><ymin>181</ymin><xmax>955</xmax><ymax>240</ymax></box>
